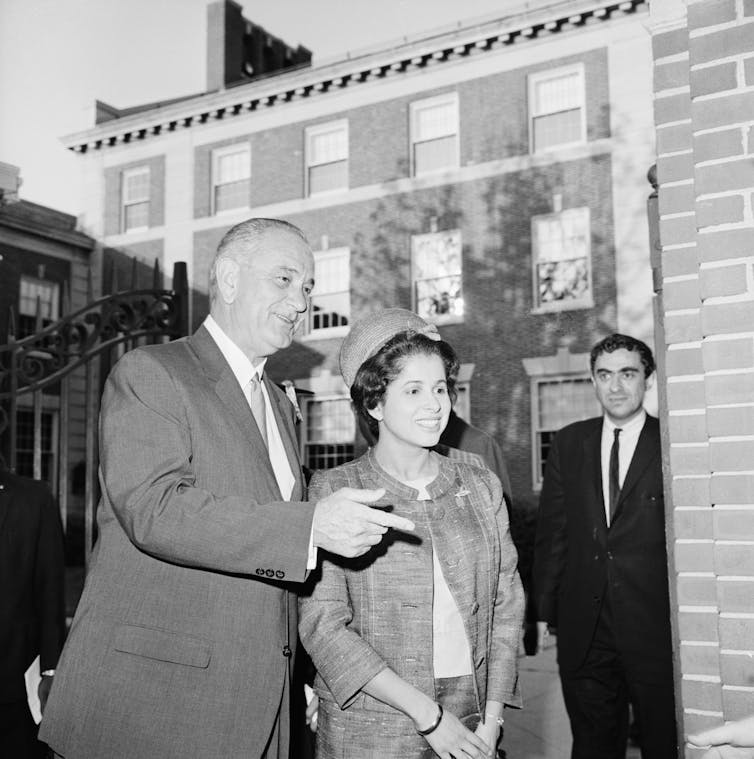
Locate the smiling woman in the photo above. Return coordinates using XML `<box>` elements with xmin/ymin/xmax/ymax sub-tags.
<box><xmin>298</xmin><ymin>308</ymin><xmax>525</xmax><ymax>759</ymax></box>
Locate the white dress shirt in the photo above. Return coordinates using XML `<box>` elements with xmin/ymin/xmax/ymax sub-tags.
<box><xmin>600</xmin><ymin>409</ymin><xmax>646</xmax><ymax>526</ymax></box>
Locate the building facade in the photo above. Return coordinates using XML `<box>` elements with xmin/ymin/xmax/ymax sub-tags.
<box><xmin>62</xmin><ymin>0</ymin><xmax>656</xmax><ymax>523</ymax></box>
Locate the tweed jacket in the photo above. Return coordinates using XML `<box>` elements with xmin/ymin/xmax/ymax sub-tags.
<box><xmin>533</xmin><ymin>415</ymin><xmax>673</xmax><ymax>681</ymax></box>
<box><xmin>299</xmin><ymin>449</ymin><xmax>524</xmax><ymax>719</ymax></box>
<box><xmin>40</xmin><ymin>326</ymin><xmax>314</xmax><ymax>759</ymax></box>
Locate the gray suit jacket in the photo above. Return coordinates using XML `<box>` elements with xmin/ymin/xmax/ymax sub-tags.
<box><xmin>40</xmin><ymin>326</ymin><xmax>315</xmax><ymax>759</ymax></box>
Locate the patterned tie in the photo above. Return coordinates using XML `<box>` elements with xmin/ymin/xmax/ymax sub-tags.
<box><xmin>609</xmin><ymin>427</ymin><xmax>622</xmax><ymax>522</ymax></box>
<box><xmin>248</xmin><ymin>374</ymin><xmax>268</xmax><ymax>448</ymax></box>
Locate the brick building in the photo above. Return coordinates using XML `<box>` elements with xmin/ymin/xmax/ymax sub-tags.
<box><xmin>62</xmin><ymin>0</ymin><xmax>657</xmax><ymax>532</ymax></box>
<box><xmin>649</xmin><ymin>0</ymin><xmax>754</xmax><ymax>751</ymax></box>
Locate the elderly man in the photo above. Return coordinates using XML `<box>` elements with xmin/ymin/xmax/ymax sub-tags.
<box><xmin>40</xmin><ymin>218</ymin><xmax>414</xmax><ymax>759</ymax></box>
<box><xmin>533</xmin><ymin>333</ymin><xmax>676</xmax><ymax>759</ymax></box>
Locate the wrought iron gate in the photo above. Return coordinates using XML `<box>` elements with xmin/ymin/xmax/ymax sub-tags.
<box><xmin>0</xmin><ymin>260</ymin><xmax>189</xmax><ymax>567</ymax></box>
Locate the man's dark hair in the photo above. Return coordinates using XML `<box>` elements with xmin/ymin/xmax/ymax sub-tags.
<box><xmin>589</xmin><ymin>333</ymin><xmax>656</xmax><ymax>378</ymax></box>
<box><xmin>351</xmin><ymin>332</ymin><xmax>459</xmax><ymax>440</ymax></box>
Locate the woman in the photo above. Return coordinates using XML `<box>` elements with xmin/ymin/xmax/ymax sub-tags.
<box><xmin>299</xmin><ymin>308</ymin><xmax>524</xmax><ymax>759</ymax></box>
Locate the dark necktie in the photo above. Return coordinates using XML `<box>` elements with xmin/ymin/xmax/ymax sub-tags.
<box><xmin>609</xmin><ymin>427</ymin><xmax>622</xmax><ymax>522</ymax></box>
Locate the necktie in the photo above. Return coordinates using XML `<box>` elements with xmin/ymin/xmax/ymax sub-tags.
<box><xmin>609</xmin><ymin>427</ymin><xmax>622</xmax><ymax>522</ymax></box>
<box><xmin>249</xmin><ymin>374</ymin><xmax>268</xmax><ymax>448</ymax></box>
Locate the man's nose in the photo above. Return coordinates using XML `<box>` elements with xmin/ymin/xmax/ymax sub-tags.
<box><xmin>288</xmin><ymin>287</ymin><xmax>310</xmax><ymax>312</ymax></box>
<box><xmin>609</xmin><ymin>374</ymin><xmax>621</xmax><ymax>391</ymax></box>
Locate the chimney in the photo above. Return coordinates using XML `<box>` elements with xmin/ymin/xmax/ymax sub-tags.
<box><xmin>0</xmin><ymin>162</ymin><xmax>21</xmax><ymax>206</ymax></box>
<box><xmin>205</xmin><ymin>0</ymin><xmax>311</xmax><ymax>92</ymax></box>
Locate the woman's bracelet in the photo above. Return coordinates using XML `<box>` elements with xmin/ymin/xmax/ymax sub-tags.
<box><xmin>416</xmin><ymin>703</ymin><xmax>444</xmax><ymax>736</ymax></box>
<box><xmin>484</xmin><ymin>712</ymin><xmax>505</xmax><ymax>728</ymax></box>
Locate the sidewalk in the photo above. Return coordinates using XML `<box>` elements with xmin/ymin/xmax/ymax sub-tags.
<box><xmin>503</xmin><ymin>640</ymin><xmax>641</xmax><ymax>759</ymax></box>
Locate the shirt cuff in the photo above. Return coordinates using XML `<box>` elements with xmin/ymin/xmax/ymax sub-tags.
<box><xmin>306</xmin><ymin>527</ymin><xmax>318</xmax><ymax>570</ymax></box>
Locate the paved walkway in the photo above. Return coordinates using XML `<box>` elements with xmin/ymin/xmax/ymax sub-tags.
<box><xmin>503</xmin><ymin>639</ymin><xmax>641</xmax><ymax>759</ymax></box>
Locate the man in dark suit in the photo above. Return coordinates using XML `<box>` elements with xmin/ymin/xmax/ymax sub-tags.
<box><xmin>0</xmin><ymin>465</ymin><xmax>66</xmax><ymax>758</ymax></box>
<box><xmin>533</xmin><ymin>333</ymin><xmax>677</xmax><ymax>759</ymax></box>
<box><xmin>39</xmin><ymin>218</ymin><xmax>414</xmax><ymax>759</ymax></box>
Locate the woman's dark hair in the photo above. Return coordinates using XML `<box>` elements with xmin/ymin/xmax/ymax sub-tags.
<box><xmin>351</xmin><ymin>331</ymin><xmax>459</xmax><ymax>441</ymax></box>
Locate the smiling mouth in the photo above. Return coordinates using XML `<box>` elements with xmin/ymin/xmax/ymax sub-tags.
<box><xmin>416</xmin><ymin>419</ymin><xmax>441</xmax><ymax>429</ymax></box>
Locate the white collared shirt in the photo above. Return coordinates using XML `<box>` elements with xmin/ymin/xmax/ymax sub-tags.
<box><xmin>203</xmin><ymin>315</ymin><xmax>295</xmax><ymax>501</ymax></box>
<box><xmin>600</xmin><ymin>409</ymin><xmax>646</xmax><ymax>526</ymax></box>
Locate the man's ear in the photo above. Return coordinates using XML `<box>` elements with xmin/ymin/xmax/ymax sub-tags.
<box><xmin>645</xmin><ymin>371</ymin><xmax>656</xmax><ymax>391</ymax></box>
<box><xmin>215</xmin><ymin>258</ymin><xmax>240</xmax><ymax>305</ymax></box>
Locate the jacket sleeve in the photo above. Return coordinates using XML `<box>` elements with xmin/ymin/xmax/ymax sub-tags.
<box><xmin>34</xmin><ymin>485</ymin><xmax>67</xmax><ymax>671</ymax></box>
<box><xmin>533</xmin><ymin>431</ymin><xmax>568</xmax><ymax>624</ymax></box>
<box><xmin>484</xmin><ymin>469</ymin><xmax>525</xmax><ymax>708</ymax></box>
<box><xmin>99</xmin><ymin>349</ymin><xmax>315</xmax><ymax>581</ymax></box>
<box><xmin>298</xmin><ymin>471</ymin><xmax>388</xmax><ymax>709</ymax></box>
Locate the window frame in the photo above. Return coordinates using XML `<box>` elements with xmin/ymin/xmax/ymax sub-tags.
<box><xmin>305</xmin><ymin>247</ymin><xmax>351</xmax><ymax>340</ymax></box>
<box><xmin>528</xmin><ymin>63</ymin><xmax>587</xmax><ymax>154</ymax></box>
<box><xmin>531</xmin><ymin>206</ymin><xmax>593</xmax><ymax>313</ymax></box>
<box><xmin>300</xmin><ymin>394</ymin><xmax>356</xmax><ymax>471</ymax></box>
<box><xmin>410</xmin><ymin>228</ymin><xmax>464</xmax><ymax>326</ymax></box>
<box><xmin>121</xmin><ymin>166</ymin><xmax>150</xmax><ymax>233</ymax></box>
<box><xmin>211</xmin><ymin>143</ymin><xmax>251</xmax><ymax>215</ymax></box>
<box><xmin>409</xmin><ymin>92</ymin><xmax>460</xmax><ymax>177</ymax></box>
<box><xmin>530</xmin><ymin>374</ymin><xmax>600</xmax><ymax>489</ymax></box>
<box><xmin>305</xmin><ymin>119</ymin><xmax>349</xmax><ymax>197</ymax></box>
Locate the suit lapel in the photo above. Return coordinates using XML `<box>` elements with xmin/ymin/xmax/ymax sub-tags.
<box><xmin>583</xmin><ymin>419</ymin><xmax>608</xmax><ymax>536</ymax></box>
<box><xmin>614</xmin><ymin>416</ymin><xmax>658</xmax><ymax>515</ymax></box>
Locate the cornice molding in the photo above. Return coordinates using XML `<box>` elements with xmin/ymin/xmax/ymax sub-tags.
<box><xmin>62</xmin><ymin>0</ymin><xmax>646</xmax><ymax>154</ymax></box>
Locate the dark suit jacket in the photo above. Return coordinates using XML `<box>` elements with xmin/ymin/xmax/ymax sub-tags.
<box><xmin>0</xmin><ymin>471</ymin><xmax>66</xmax><ymax>704</ymax></box>
<box><xmin>532</xmin><ymin>415</ymin><xmax>673</xmax><ymax>682</ymax></box>
<box><xmin>40</xmin><ymin>326</ymin><xmax>315</xmax><ymax>759</ymax></box>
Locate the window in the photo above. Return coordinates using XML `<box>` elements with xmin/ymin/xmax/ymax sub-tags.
<box><xmin>303</xmin><ymin>397</ymin><xmax>355</xmax><ymax>470</ymax></box>
<box><xmin>121</xmin><ymin>166</ymin><xmax>150</xmax><ymax>232</ymax></box>
<box><xmin>306</xmin><ymin>121</ymin><xmax>348</xmax><ymax>196</ymax></box>
<box><xmin>308</xmin><ymin>248</ymin><xmax>350</xmax><ymax>337</ymax></box>
<box><xmin>17</xmin><ymin>276</ymin><xmax>60</xmax><ymax>338</ymax></box>
<box><xmin>410</xmin><ymin>93</ymin><xmax>459</xmax><ymax>176</ymax></box>
<box><xmin>529</xmin><ymin>64</ymin><xmax>586</xmax><ymax>153</ymax></box>
<box><xmin>212</xmin><ymin>144</ymin><xmax>251</xmax><ymax>214</ymax></box>
<box><xmin>15</xmin><ymin>408</ymin><xmax>57</xmax><ymax>485</ymax></box>
<box><xmin>532</xmin><ymin>207</ymin><xmax>591</xmax><ymax>311</ymax></box>
<box><xmin>411</xmin><ymin>229</ymin><xmax>463</xmax><ymax>323</ymax></box>
<box><xmin>532</xmin><ymin>377</ymin><xmax>599</xmax><ymax>486</ymax></box>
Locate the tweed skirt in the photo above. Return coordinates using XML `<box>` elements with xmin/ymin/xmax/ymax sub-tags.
<box><xmin>315</xmin><ymin>675</ymin><xmax>478</xmax><ymax>759</ymax></box>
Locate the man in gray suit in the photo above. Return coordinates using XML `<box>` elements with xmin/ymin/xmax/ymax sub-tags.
<box><xmin>39</xmin><ymin>218</ymin><xmax>414</xmax><ymax>759</ymax></box>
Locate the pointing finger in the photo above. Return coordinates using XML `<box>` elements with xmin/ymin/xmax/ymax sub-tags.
<box><xmin>368</xmin><ymin>510</ymin><xmax>415</xmax><ymax>532</ymax></box>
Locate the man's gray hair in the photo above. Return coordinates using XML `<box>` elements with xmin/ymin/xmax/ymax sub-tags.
<box><xmin>208</xmin><ymin>218</ymin><xmax>309</xmax><ymax>303</ymax></box>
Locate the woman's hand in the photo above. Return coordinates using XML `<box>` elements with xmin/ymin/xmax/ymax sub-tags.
<box><xmin>422</xmin><ymin>709</ymin><xmax>493</xmax><ymax>759</ymax></box>
<box><xmin>475</xmin><ymin>717</ymin><xmax>501</xmax><ymax>759</ymax></box>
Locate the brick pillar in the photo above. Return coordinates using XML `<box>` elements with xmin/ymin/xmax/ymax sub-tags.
<box><xmin>650</xmin><ymin>0</ymin><xmax>754</xmax><ymax>754</ymax></box>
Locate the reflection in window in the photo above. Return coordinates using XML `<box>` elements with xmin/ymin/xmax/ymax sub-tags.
<box><xmin>304</xmin><ymin>397</ymin><xmax>355</xmax><ymax>470</ymax></box>
<box><xmin>532</xmin><ymin>207</ymin><xmax>591</xmax><ymax>310</ymax></box>
<box><xmin>411</xmin><ymin>229</ymin><xmax>463</xmax><ymax>322</ymax></box>
<box><xmin>309</xmin><ymin>248</ymin><xmax>350</xmax><ymax>335</ymax></box>
<box><xmin>17</xmin><ymin>276</ymin><xmax>60</xmax><ymax>338</ymax></box>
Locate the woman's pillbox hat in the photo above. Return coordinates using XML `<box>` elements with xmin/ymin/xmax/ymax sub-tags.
<box><xmin>339</xmin><ymin>308</ymin><xmax>440</xmax><ymax>388</ymax></box>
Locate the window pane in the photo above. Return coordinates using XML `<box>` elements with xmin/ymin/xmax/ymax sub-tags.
<box><xmin>311</xmin><ymin>292</ymin><xmax>350</xmax><ymax>330</ymax></box>
<box><xmin>19</xmin><ymin>278</ymin><xmax>58</xmax><ymax>318</ymax></box>
<box><xmin>309</xmin><ymin>160</ymin><xmax>348</xmax><ymax>194</ymax></box>
<box><xmin>415</xmin><ymin>102</ymin><xmax>456</xmax><ymax>141</ymax></box>
<box><xmin>414</xmin><ymin>135</ymin><xmax>458</xmax><ymax>175</ymax></box>
<box><xmin>306</xmin><ymin>399</ymin><xmax>355</xmax><ymax>444</ymax></box>
<box><xmin>215</xmin><ymin>179</ymin><xmax>249</xmax><ymax>213</ymax></box>
<box><xmin>533</xmin><ymin>109</ymin><xmax>582</xmax><ymax>151</ymax></box>
<box><xmin>123</xmin><ymin>170</ymin><xmax>149</xmax><ymax>202</ymax></box>
<box><xmin>305</xmin><ymin>443</ymin><xmax>355</xmax><ymax>471</ymax></box>
<box><xmin>310</xmin><ymin>128</ymin><xmax>347</xmax><ymax>164</ymax></box>
<box><xmin>412</xmin><ymin>230</ymin><xmax>463</xmax><ymax>320</ymax></box>
<box><xmin>217</xmin><ymin>150</ymin><xmax>250</xmax><ymax>183</ymax></box>
<box><xmin>124</xmin><ymin>201</ymin><xmax>149</xmax><ymax>231</ymax></box>
<box><xmin>535</xmin><ymin>72</ymin><xmax>582</xmax><ymax>114</ymax></box>
<box><xmin>311</xmin><ymin>249</ymin><xmax>350</xmax><ymax>332</ymax></box>
<box><xmin>538</xmin><ymin>259</ymin><xmax>589</xmax><ymax>303</ymax></box>
<box><xmin>415</xmin><ymin>274</ymin><xmax>463</xmax><ymax>320</ymax></box>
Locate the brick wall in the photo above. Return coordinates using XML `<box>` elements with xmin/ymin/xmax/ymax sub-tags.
<box><xmin>651</xmin><ymin>0</ymin><xmax>754</xmax><ymax>752</ymax></box>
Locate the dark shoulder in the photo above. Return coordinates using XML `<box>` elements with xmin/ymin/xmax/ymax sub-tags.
<box><xmin>0</xmin><ymin>471</ymin><xmax>51</xmax><ymax>501</ymax></box>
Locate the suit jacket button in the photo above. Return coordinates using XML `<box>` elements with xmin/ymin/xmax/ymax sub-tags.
<box><xmin>256</xmin><ymin>568</ymin><xmax>264</xmax><ymax>576</ymax></box>
<box><xmin>607</xmin><ymin>551</ymin><xmax>613</xmax><ymax>560</ymax></box>
<box><xmin>282</xmin><ymin>645</ymin><xmax>292</xmax><ymax>657</ymax></box>
<box><xmin>265</xmin><ymin>569</ymin><xmax>274</xmax><ymax>577</ymax></box>
<box><xmin>275</xmin><ymin>570</ymin><xmax>285</xmax><ymax>579</ymax></box>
